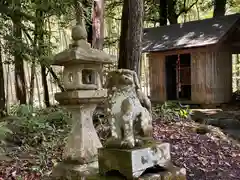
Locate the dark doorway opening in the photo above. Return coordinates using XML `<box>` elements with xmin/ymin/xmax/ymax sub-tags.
<box><xmin>165</xmin><ymin>55</ymin><xmax>177</xmax><ymax>100</ymax></box>
<box><xmin>165</xmin><ymin>53</ymin><xmax>191</xmax><ymax>100</ymax></box>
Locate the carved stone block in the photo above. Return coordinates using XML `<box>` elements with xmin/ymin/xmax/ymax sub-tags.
<box><xmin>98</xmin><ymin>143</ymin><xmax>171</xmax><ymax>179</ymax></box>
<box><xmin>63</xmin><ymin>104</ymin><xmax>102</xmax><ymax>164</ymax></box>
<box><xmin>63</xmin><ymin>64</ymin><xmax>102</xmax><ymax>90</ymax></box>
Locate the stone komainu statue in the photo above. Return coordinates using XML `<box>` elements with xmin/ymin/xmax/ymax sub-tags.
<box><xmin>104</xmin><ymin>69</ymin><xmax>153</xmax><ymax>149</ymax></box>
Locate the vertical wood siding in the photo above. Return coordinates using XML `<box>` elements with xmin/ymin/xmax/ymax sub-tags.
<box><xmin>191</xmin><ymin>51</ymin><xmax>232</xmax><ymax>104</ymax></box>
<box><xmin>149</xmin><ymin>53</ymin><xmax>166</xmax><ymax>102</ymax></box>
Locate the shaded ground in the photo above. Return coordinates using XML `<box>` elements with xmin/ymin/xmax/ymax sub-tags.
<box><xmin>153</xmin><ymin>120</ymin><xmax>240</xmax><ymax>180</ymax></box>
<box><xmin>0</xmin><ymin>113</ymin><xmax>240</xmax><ymax>180</ymax></box>
<box><xmin>0</xmin><ymin>144</ymin><xmax>64</xmax><ymax>180</ymax></box>
<box><xmin>191</xmin><ymin>108</ymin><xmax>240</xmax><ymax>140</ymax></box>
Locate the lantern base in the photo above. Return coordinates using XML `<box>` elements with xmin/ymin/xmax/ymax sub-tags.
<box><xmin>55</xmin><ymin>89</ymin><xmax>107</xmax><ymax>105</ymax></box>
<box><xmin>51</xmin><ymin>161</ymin><xmax>98</xmax><ymax>180</ymax></box>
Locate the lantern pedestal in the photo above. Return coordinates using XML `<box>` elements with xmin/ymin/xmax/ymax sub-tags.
<box><xmin>55</xmin><ymin>90</ymin><xmax>107</xmax><ymax>163</ymax></box>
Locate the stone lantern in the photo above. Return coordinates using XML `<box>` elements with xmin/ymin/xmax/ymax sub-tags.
<box><xmin>52</xmin><ymin>23</ymin><xmax>113</xmax><ymax>166</ymax></box>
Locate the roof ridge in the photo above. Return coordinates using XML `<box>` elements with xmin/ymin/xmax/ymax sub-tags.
<box><xmin>144</xmin><ymin>13</ymin><xmax>240</xmax><ymax>31</ymax></box>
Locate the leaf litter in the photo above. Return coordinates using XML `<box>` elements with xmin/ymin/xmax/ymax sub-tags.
<box><xmin>153</xmin><ymin>119</ymin><xmax>240</xmax><ymax>180</ymax></box>
<box><xmin>0</xmin><ymin>120</ymin><xmax>239</xmax><ymax>180</ymax></box>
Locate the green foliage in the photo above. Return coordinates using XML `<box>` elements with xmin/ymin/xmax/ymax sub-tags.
<box><xmin>0</xmin><ymin>121</ymin><xmax>12</xmax><ymax>153</ymax></box>
<box><xmin>153</xmin><ymin>101</ymin><xmax>192</xmax><ymax>121</ymax></box>
<box><xmin>0</xmin><ymin>121</ymin><xmax>12</xmax><ymax>141</ymax></box>
<box><xmin>144</xmin><ymin>0</ymin><xmax>160</xmax><ymax>23</ymax></box>
<box><xmin>0</xmin><ymin>105</ymin><xmax>72</xmax><ymax>178</ymax></box>
<box><xmin>0</xmin><ymin>0</ymin><xmax>75</xmax><ymax>66</ymax></box>
<box><xmin>6</xmin><ymin>104</ymin><xmax>71</xmax><ymax>147</ymax></box>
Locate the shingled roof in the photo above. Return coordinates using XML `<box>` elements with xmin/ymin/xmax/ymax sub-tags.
<box><xmin>142</xmin><ymin>13</ymin><xmax>240</xmax><ymax>52</ymax></box>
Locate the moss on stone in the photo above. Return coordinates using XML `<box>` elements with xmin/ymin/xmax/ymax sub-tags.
<box><xmin>135</xmin><ymin>138</ymin><xmax>162</xmax><ymax>149</ymax></box>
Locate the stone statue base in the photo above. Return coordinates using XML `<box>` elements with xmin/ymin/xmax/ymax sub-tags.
<box><xmin>50</xmin><ymin>162</ymin><xmax>186</xmax><ymax>180</ymax></box>
<box><xmin>98</xmin><ymin>143</ymin><xmax>173</xmax><ymax>179</ymax></box>
<box><xmin>50</xmin><ymin>156</ymin><xmax>186</xmax><ymax>180</ymax></box>
<box><xmin>51</xmin><ymin>161</ymin><xmax>98</xmax><ymax>180</ymax></box>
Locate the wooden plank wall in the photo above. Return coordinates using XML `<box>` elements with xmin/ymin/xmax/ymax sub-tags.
<box><xmin>148</xmin><ymin>53</ymin><xmax>166</xmax><ymax>102</ymax></box>
<box><xmin>191</xmin><ymin>51</ymin><xmax>232</xmax><ymax>104</ymax></box>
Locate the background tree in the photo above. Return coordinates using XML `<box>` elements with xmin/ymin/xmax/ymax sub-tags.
<box><xmin>167</xmin><ymin>0</ymin><xmax>199</xmax><ymax>24</ymax></box>
<box><xmin>0</xmin><ymin>0</ymin><xmax>238</xmax><ymax>110</ymax></box>
<box><xmin>0</xmin><ymin>44</ymin><xmax>5</xmax><ymax>117</ymax></box>
<box><xmin>36</xmin><ymin>0</ymin><xmax>50</xmax><ymax>107</ymax></box>
<box><xmin>159</xmin><ymin>0</ymin><xmax>168</xmax><ymax>25</ymax></box>
<box><xmin>92</xmin><ymin>0</ymin><xmax>105</xmax><ymax>50</ymax></box>
<box><xmin>118</xmin><ymin>0</ymin><xmax>144</xmax><ymax>76</ymax></box>
<box><xmin>81</xmin><ymin>0</ymin><xmax>95</xmax><ymax>46</ymax></box>
<box><xmin>213</xmin><ymin>0</ymin><xmax>227</xmax><ymax>17</ymax></box>
<box><xmin>13</xmin><ymin>0</ymin><xmax>27</xmax><ymax>104</ymax></box>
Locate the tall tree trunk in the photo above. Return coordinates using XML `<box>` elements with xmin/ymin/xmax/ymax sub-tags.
<box><xmin>29</xmin><ymin>61</ymin><xmax>35</xmax><ymax>105</ymax></box>
<box><xmin>213</xmin><ymin>0</ymin><xmax>226</xmax><ymax>17</ymax></box>
<box><xmin>167</xmin><ymin>0</ymin><xmax>178</xmax><ymax>24</ymax></box>
<box><xmin>13</xmin><ymin>0</ymin><xmax>26</xmax><ymax>104</ymax></box>
<box><xmin>92</xmin><ymin>0</ymin><xmax>104</xmax><ymax>50</ymax></box>
<box><xmin>36</xmin><ymin>2</ymin><xmax>50</xmax><ymax>107</ymax></box>
<box><xmin>118</xmin><ymin>0</ymin><xmax>144</xmax><ymax>77</ymax></box>
<box><xmin>82</xmin><ymin>0</ymin><xmax>93</xmax><ymax>45</ymax></box>
<box><xmin>0</xmin><ymin>44</ymin><xmax>6</xmax><ymax>117</ymax></box>
<box><xmin>29</xmin><ymin>27</ymin><xmax>38</xmax><ymax>106</ymax></box>
<box><xmin>41</xmin><ymin>66</ymin><xmax>50</xmax><ymax>107</ymax></box>
<box><xmin>159</xmin><ymin>0</ymin><xmax>168</xmax><ymax>26</ymax></box>
<box><xmin>237</xmin><ymin>55</ymin><xmax>240</xmax><ymax>89</ymax></box>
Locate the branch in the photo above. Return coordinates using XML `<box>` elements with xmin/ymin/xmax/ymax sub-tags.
<box><xmin>184</xmin><ymin>0</ymin><xmax>187</xmax><ymax>11</ymax></box>
<box><xmin>177</xmin><ymin>0</ymin><xmax>199</xmax><ymax>17</ymax></box>
<box><xmin>21</xmin><ymin>25</ymin><xmax>65</xmax><ymax>92</ymax></box>
<box><xmin>0</xmin><ymin>5</ymin><xmax>36</xmax><ymax>22</ymax></box>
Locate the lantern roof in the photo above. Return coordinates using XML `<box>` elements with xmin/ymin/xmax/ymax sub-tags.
<box><xmin>52</xmin><ymin>23</ymin><xmax>114</xmax><ymax>66</ymax></box>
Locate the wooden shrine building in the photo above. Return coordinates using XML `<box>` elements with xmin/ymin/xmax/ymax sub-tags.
<box><xmin>142</xmin><ymin>13</ymin><xmax>240</xmax><ymax>105</ymax></box>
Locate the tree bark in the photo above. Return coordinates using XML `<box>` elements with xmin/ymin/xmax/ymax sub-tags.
<box><xmin>237</xmin><ymin>54</ymin><xmax>240</xmax><ymax>89</ymax></box>
<box><xmin>167</xmin><ymin>0</ymin><xmax>178</xmax><ymax>24</ymax></box>
<box><xmin>213</xmin><ymin>0</ymin><xmax>226</xmax><ymax>17</ymax></box>
<box><xmin>29</xmin><ymin>61</ymin><xmax>35</xmax><ymax>105</ymax></box>
<box><xmin>118</xmin><ymin>0</ymin><xmax>144</xmax><ymax>77</ymax></box>
<box><xmin>0</xmin><ymin>44</ymin><xmax>6</xmax><ymax>117</ymax></box>
<box><xmin>20</xmin><ymin>27</ymin><xmax>65</xmax><ymax>93</ymax></box>
<box><xmin>13</xmin><ymin>0</ymin><xmax>27</xmax><ymax>104</ymax></box>
<box><xmin>29</xmin><ymin>24</ymin><xmax>38</xmax><ymax>106</ymax></box>
<box><xmin>36</xmin><ymin>2</ymin><xmax>50</xmax><ymax>107</ymax></box>
<box><xmin>82</xmin><ymin>0</ymin><xmax>93</xmax><ymax>45</ymax></box>
<box><xmin>92</xmin><ymin>0</ymin><xmax>104</xmax><ymax>50</ymax></box>
<box><xmin>159</xmin><ymin>0</ymin><xmax>168</xmax><ymax>26</ymax></box>
<box><xmin>41</xmin><ymin>66</ymin><xmax>50</xmax><ymax>107</ymax></box>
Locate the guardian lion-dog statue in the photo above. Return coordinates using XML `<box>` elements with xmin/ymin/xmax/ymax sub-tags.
<box><xmin>104</xmin><ymin>69</ymin><xmax>153</xmax><ymax>149</ymax></box>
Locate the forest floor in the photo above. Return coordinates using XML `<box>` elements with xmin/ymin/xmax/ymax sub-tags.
<box><xmin>0</xmin><ymin>106</ymin><xmax>240</xmax><ymax>180</ymax></box>
<box><xmin>153</xmin><ymin>120</ymin><xmax>240</xmax><ymax>180</ymax></box>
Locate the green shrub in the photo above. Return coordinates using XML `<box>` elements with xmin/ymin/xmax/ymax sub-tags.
<box><xmin>0</xmin><ymin>121</ymin><xmax>12</xmax><ymax>141</ymax></box>
<box><xmin>0</xmin><ymin>121</ymin><xmax>12</xmax><ymax>152</ymax></box>
<box><xmin>6</xmin><ymin>104</ymin><xmax>71</xmax><ymax>147</ymax></box>
<box><xmin>153</xmin><ymin>101</ymin><xmax>192</xmax><ymax>121</ymax></box>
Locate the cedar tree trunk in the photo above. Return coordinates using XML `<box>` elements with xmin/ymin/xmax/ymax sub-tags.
<box><xmin>118</xmin><ymin>0</ymin><xmax>144</xmax><ymax>77</ymax></box>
